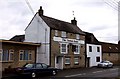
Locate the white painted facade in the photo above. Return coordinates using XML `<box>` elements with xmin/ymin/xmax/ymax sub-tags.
<box><xmin>25</xmin><ymin>14</ymin><xmax>50</xmax><ymax>65</ymax></box>
<box><xmin>86</xmin><ymin>44</ymin><xmax>102</xmax><ymax>67</ymax></box>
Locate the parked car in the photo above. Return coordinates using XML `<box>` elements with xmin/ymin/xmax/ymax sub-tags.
<box><xmin>15</xmin><ymin>63</ymin><xmax>59</xmax><ymax>78</ymax></box>
<box><xmin>97</xmin><ymin>60</ymin><xmax>113</xmax><ymax>68</ymax></box>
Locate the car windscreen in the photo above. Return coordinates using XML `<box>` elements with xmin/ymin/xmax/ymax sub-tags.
<box><xmin>25</xmin><ymin>64</ymin><xmax>34</xmax><ymax>68</ymax></box>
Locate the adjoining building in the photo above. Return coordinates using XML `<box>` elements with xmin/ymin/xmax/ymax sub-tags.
<box><xmin>100</xmin><ymin>42</ymin><xmax>119</xmax><ymax>65</ymax></box>
<box><xmin>0</xmin><ymin>40</ymin><xmax>40</xmax><ymax>71</ymax></box>
<box><xmin>84</xmin><ymin>32</ymin><xmax>102</xmax><ymax>67</ymax></box>
<box><xmin>24</xmin><ymin>6</ymin><xmax>86</xmax><ymax>69</ymax></box>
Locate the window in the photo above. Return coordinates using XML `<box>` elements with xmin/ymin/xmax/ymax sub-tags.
<box><xmin>74</xmin><ymin>58</ymin><xmax>79</xmax><ymax>65</ymax></box>
<box><xmin>24</xmin><ymin>50</ymin><xmax>29</xmax><ymax>60</ymax></box>
<box><xmin>2</xmin><ymin>50</ymin><xmax>9</xmax><ymax>61</ymax></box>
<box><xmin>19</xmin><ymin>50</ymin><xmax>33</xmax><ymax>61</ymax></box>
<box><xmin>61</xmin><ymin>31</ymin><xmax>66</xmax><ymax>37</ymax></box>
<box><xmin>72</xmin><ymin>45</ymin><xmax>79</xmax><ymax>54</ymax></box>
<box><xmin>9</xmin><ymin>50</ymin><xmax>14</xmax><ymax>61</ymax></box>
<box><xmin>55</xmin><ymin>30</ymin><xmax>58</xmax><ymax>36</ymax></box>
<box><xmin>65</xmin><ymin>58</ymin><xmax>70</xmax><ymax>65</ymax></box>
<box><xmin>76</xmin><ymin>34</ymin><xmax>80</xmax><ymax>39</ymax></box>
<box><xmin>61</xmin><ymin>44</ymin><xmax>67</xmax><ymax>54</ymax></box>
<box><xmin>89</xmin><ymin>46</ymin><xmax>92</xmax><ymax>52</ymax></box>
<box><xmin>28</xmin><ymin>53</ymin><xmax>32</xmax><ymax>60</ymax></box>
<box><xmin>42</xmin><ymin>63</ymin><xmax>48</xmax><ymax>69</ymax></box>
<box><xmin>36</xmin><ymin>64</ymin><xmax>42</xmax><ymax>69</ymax></box>
<box><xmin>0</xmin><ymin>49</ymin><xmax>2</xmax><ymax>61</ymax></box>
<box><xmin>96</xmin><ymin>57</ymin><xmax>100</xmax><ymax>62</ymax></box>
<box><xmin>97</xmin><ymin>47</ymin><xmax>100</xmax><ymax>52</ymax></box>
<box><xmin>19</xmin><ymin>50</ymin><xmax>24</xmax><ymax>60</ymax></box>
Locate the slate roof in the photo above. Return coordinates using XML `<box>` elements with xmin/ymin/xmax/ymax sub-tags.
<box><xmin>10</xmin><ymin>35</ymin><xmax>25</xmax><ymax>42</ymax></box>
<box><xmin>84</xmin><ymin>32</ymin><xmax>99</xmax><ymax>44</ymax></box>
<box><xmin>40</xmin><ymin>15</ymin><xmax>85</xmax><ymax>35</ymax></box>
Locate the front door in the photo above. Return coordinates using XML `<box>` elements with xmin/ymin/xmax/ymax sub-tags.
<box><xmin>87</xmin><ymin>57</ymin><xmax>90</xmax><ymax>67</ymax></box>
<box><xmin>55</xmin><ymin>56</ymin><xmax>63</xmax><ymax>69</ymax></box>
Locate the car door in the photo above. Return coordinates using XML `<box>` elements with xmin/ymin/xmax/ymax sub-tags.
<box><xmin>41</xmin><ymin>63</ymin><xmax>51</xmax><ymax>74</ymax></box>
<box><xmin>35</xmin><ymin>63</ymin><xmax>43</xmax><ymax>75</ymax></box>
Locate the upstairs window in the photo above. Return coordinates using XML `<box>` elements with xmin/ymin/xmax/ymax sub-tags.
<box><xmin>76</xmin><ymin>34</ymin><xmax>80</xmax><ymax>40</ymax></box>
<box><xmin>55</xmin><ymin>30</ymin><xmax>58</xmax><ymax>36</ymax></box>
<box><xmin>97</xmin><ymin>47</ymin><xmax>100</xmax><ymax>52</ymax></box>
<box><xmin>61</xmin><ymin>44</ymin><xmax>67</xmax><ymax>54</ymax></box>
<box><xmin>61</xmin><ymin>31</ymin><xmax>66</xmax><ymax>38</ymax></box>
<box><xmin>89</xmin><ymin>46</ymin><xmax>92</xmax><ymax>52</ymax></box>
<box><xmin>72</xmin><ymin>45</ymin><xmax>79</xmax><ymax>54</ymax></box>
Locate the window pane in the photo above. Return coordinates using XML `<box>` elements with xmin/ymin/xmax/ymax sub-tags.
<box><xmin>96</xmin><ymin>57</ymin><xmax>100</xmax><ymax>62</ymax></box>
<box><xmin>55</xmin><ymin>30</ymin><xmax>58</xmax><ymax>36</ymax></box>
<box><xmin>74</xmin><ymin>58</ymin><xmax>79</xmax><ymax>64</ymax></box>
<box><xmin>29</xmin><ymin>53</ymin><xmax>32</xmax><ymax>60</ymax></box>
<box><xmin>76</xmin><ymin>34</ymin><xmax>80</xmax><ymax>39</ymax></box>
<box><xmin>20</xmin><ymin>53</ymin><xmax>23</xmax><ymax>60</ymax></box>
<box><xmin>10</xmin><ymin>53</ymin><xmax>14</xmax><ymax>61</ymax></box>
<box><xmin>3</xmin><ymin>50</ymin><xmax>9</xmax><ymax>61</ymax></box>
<box><xmin>24</xmin><ymin>50</ymin><xmax>28</xmax><ymax>60</ymax></box>
<box><xmin>89</xmin><ymin>46</ymin><xmax>92</xmax><ymax>52</ymax></box>
<box><xmin>97</xmin><ymin>47</ymin><xmax>100</xmax><ymax>52</ymax></box>
<box><xmin>62</xmin><ymin>31</ymin><xmax>66</xmax><ymax>37</ymax></box>
<box><xmin>36</xmin><ymin>64</ymin><xmax>42</xmax><ymax>69</ymax></box>
<box><xmin>65</xmin><ymin>58</ymin><xmax>70</xmax><ymax>65</ymax></box>
<box><xmin>62</xmin><ymin>44</ymin><xmax>66</xmax><ymax>52</ymax></box>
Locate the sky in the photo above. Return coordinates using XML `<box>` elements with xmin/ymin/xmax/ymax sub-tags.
<box><xmin>0</xmin><ymin>0</ymin><xmax>119</xmax><ymax>44</ymax></box>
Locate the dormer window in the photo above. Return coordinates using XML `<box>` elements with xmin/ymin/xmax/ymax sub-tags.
<box><xmin>109</xmin><ymin>47</ymin><xmax>112</xmax><ymax>49</ymax></box>
<box><xmin>55</xmin><ymin>30</ymin><xmax>58</xmax><ymax>36</ymax></box>
<box><xmin>115</xmin><ymin>47</ymin><xmax>118</xmax><ymax>50</ymax></box>
<box><xmin>76</xmin><ymin>34</ymin><xmax>80</xmax><ymax>40</ymax></box>
<box><xmin>61</xmin><ymin>31</ymin><xmax>66</xmax><ymax>38</ymax></box>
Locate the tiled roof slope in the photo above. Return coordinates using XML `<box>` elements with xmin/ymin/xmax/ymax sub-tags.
<box><xmin>100</xmin><ymin>42</ymin><xmax>119</xmax><ymax>53</ymax></box>
<box><xmin>10</xmin><ymin>35</ymin><xmax>25</xmax><ymax>42</ymax></box>
<box><xmin>40</xmin><ymin>15</ymin><xmax>85</xmax><ymax>35</ymax></box>
<box><xmin>84</xmin><ymin>32</ymin><xmax>99</xmax><ymax>44</ymax></box>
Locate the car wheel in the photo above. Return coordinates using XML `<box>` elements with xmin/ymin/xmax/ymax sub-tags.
<box><xmin>52</xmin><ymin>70</ymin><xmax>56</xmax><ymax>76</ymax></box>
<box><xmin>32</xmin><ymin>72</ymin><xmax>36</xmax><ymax>78</ymax></box>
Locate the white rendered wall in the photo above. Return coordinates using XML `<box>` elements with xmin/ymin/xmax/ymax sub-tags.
<box><xmin>25</xmin><ymin>14</ymin><xmax>50</xmax><ymax>65</ymax></box>
<box><xmin>87</xmin><ymin>44</ymin><xmax>102</xmax><ymax>67</ymax></box>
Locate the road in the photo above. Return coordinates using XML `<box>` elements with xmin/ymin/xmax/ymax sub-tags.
<box><xmin>2</xmin><ymin>66</ymin><xmax>120</xmax><ymax>79</ymax></box>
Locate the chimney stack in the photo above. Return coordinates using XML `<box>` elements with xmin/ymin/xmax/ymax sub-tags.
<box><xmin>38</xmin><ymin>6</ymin><xmax>44</xmax><ymax>16</ymax></box>
<box><xmin>71</xmin><ymin>17</ymin><xmax>77</xmax><ymax>25</ymax></box>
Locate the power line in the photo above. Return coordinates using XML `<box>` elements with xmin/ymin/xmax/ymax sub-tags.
<box><xmin>25</xmin><ymin>0</ymin><xmax>35</xmax><ymax>15</ymax></box>
<box><xmin>103</xmin><ymin>0</ymin><xmax>118</xmax><ymax>11</ymax></box>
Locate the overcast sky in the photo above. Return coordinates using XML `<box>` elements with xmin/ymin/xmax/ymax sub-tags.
<box><xmin>0</xmin><ymin>0</ymin><xmax>119</xmax><ymax>43</ymax></box>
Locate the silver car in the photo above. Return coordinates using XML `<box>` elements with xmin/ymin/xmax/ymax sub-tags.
<box><xmin>97</xmin><ymin>60</ymin><xmax>113</xmax><ymax>68</ymax></box>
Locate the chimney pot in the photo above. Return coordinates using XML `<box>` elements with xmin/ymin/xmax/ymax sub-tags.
<box><xmin>38</xmin><ymin>6</ymin><xmax>44</xmax><ymax>16</ymax></box>
<box><xmin>71</xmin><ymin>17</ymin><xmax>77</xmax><ymax>25</ymax></box>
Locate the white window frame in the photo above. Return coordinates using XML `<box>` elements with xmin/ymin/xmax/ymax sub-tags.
<box><xmin>60</xmin><ymin>43</ymin><xmax>68</xmax><ymax>54</ymax></box>
<box><xmin>55</xmin><ymin>30</ymin><xmax>58</xmax><ymax>36</ymax></box>
<box><xmin>65</xmin><ymin>58</ymin><xmax>70</xmax><ymax>65</ymax></box>
<box><xmin>28</xmin><ymin>53</ymin><xmax>32</xmax><ymax>60</ymax></box>
<box><xmin>74</xmin><ymin>57</ymin><xmax>79</xmax><ymax>65</ymax></box>
<box><xmin>76</xmin><ymin>34</ymin><xmax>80</xmax><ymax>40</ymax></box>
<box><xmin>61</xmin><ymin>31</ymin><xmax>66</xmax><ymax>37</ymax></box>
<box><xmin>9</xmin><ymin>49</ymin><xmax>14</xmax><ymax>61</ymax></box>
<box><xmin>19</xmin><ymin>50</ymin><xmax>24</xmax><ymax>61</ymax></box>
<box><xmin>73</xmin><ymin>44</ymin><xmax>80</xmax><ymax>54</ymax></box>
